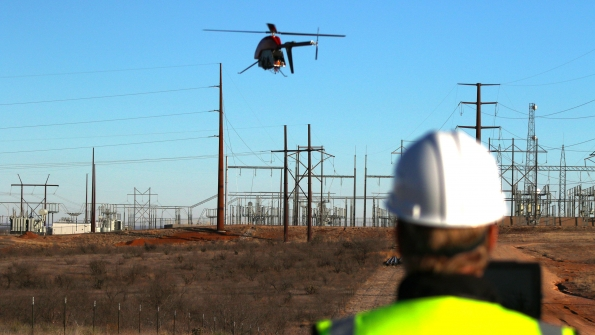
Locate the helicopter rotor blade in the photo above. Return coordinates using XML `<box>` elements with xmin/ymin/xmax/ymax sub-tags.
<box><xmin>204</xmin><ymin>28</ymin><xmax>344</xmax><ymax>37</ymax></box>
<box><xmin>276</xmin><ymin>31</ymin><xmax>345</xmax><ymax>37</ymax></box>
<box><xmin>267</xmin><ymin>23</ymin><xmax>278</xmax><ymax>34</ymax></box>
<box><xmin>238</xmin><ymin>61</ymin><xmax>259</xmax><ymax>74</ymax></box>
<box><xmin>203</xmin><ymin>29</ymin><xmax>271</xmax><ymax>34</ymax></box>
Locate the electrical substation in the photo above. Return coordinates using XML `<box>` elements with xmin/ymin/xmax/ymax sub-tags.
<box><xmin>2</xmin><ymin>81</ymin><xmax>595</xmax><ymax>235</ymax></box>
<box><xmin>3</xmin><ymin>103</ymin><xmax>595</xmax><ymax>235</ymax></box>
<box><xmin>5</xmin><ymin>101</ymin><xmax>595</xmax><ymax>237</ymax></box>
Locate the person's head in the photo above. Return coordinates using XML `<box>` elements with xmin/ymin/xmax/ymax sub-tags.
<box><xmin>387</xmin><ymin>131</ymin><xmax>506</xmax><ymax>276</ymax></box>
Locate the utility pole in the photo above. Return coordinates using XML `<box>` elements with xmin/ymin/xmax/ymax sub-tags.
<box><xmin>283</xmin><ymin>125</ymin><xmax>289</xmax><ymax>242</ymax></box>
<box><xmin>271</xmin><ymin>125</ymin><xmax>325</xmax><ymax>241</ymax></box>
<box><xmin>363</xmin><ymin>154</ymin><xmax>367</xmax><ymax>227</ymax></box>
<box><xmin>307</xmin><ymin>124</ymin><xmax>312</xmax><ymax>242</ymax></box>
<box><xmin>85</xmin><ymin>174</ymin><xmax>88</xmax><ymax>224</ymax></box>
<box><xmin>19</xmin><ymin>175</ymin><xmax>23</xmax><ymax>216</ymax></box>
<box><xmin>511</xmin><ymin>138</ymin><xmax>515</xmax><ymax>219</ymax></box>
<box><xmin>353</xmin><ymin>153</ymin><xmax>356</xmax><ymax>226</ymax></box>
<box><xmin>458</xmin><ymin>83</ymin><xmax>499</xmax><ymax>143</ymax></box>
<box><xmin>217</xmin><ymin>63</ymin><xmax>225</xmax><ymax>232</ymax></box>
<box><xmin>91</xmin><ymin>148</ymin><xmax>96</xmax><ymax>233</ymax></box>
<box><xmin>225</xmin><ymin>156</ymin><xmax>228</xmax><ymax>225</ymax></box>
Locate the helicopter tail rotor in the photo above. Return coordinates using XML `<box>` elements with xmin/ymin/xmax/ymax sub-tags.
<box><xmin>315</xmin><ymin>28</ymin><xmax>319</xmax><ymax>60</ymax></box>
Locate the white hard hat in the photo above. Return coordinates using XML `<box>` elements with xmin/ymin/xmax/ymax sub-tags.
<box><xmin>387</xmin><ymin>131</ymin><xmax>506</xmax><ymax>227</ymax></box>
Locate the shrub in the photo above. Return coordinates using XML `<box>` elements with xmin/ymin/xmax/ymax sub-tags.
<box><xmin>79</xmin><ymin>244</ymin><xmax>98</xmax><ymax>254</ymax></box>
<box><xmin>2</xmin><ymin>262</ymin><xmax>44</xmax><ymax>289</ymax></box>
<box><xmin>124</xmin><ymin>263</ymin><xmax>146</xmax><ymax>285</ymax></box>
<box><xmin>89</xmin><ymin>259</ymin><xmax>108</xmax><ymax>289</ymax></box>
<box><xmin>304</xmin><ymin>285</ymin><xmax>317</xmax><ymax>295</ymax></box>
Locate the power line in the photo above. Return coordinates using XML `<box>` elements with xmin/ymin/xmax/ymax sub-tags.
<box><xmin>0</xmin><ymin>63</ymin><xmax>219</xmax><ymax>79</ymax></box>
<box><xmin>499</xmin><ymin>128</ymin><xmax>524</xmax><ymax>140</ymax></box>
<box><xmin>99</xmin><ymin>151</ymin><xmax>267</xmax><ymax>165</ymax></box>
<box><xmin>0</xmin><ymin>86</ymin><xmax>213</xmax><ymax>106</ymax></box>
<box><xmin>2</xmin><ymin>123</ymin><xmax>305</xmax><ymax>142</ymax></box>
<box><xmin>498</xmin><ymin>103</ymin><xmax>528</xmax><ymax>115</ymax></box>
<box><xmin>546</xmin><ymin>136</ymin><xmax>595</xmax><ymax>149</ymax></box>
<box><xmin>503</xmin><ymin>46</ymin><xmax>595</xmax><ymax>84</ymax></box>
<box><xmin>540</xmin><ymin>114</ymin><xmax>595</xmax><ymax>120</ymax></box>
<box><xmin>0</xmin><ymin>110</ymin><xmax>215</xmax><ymax>130</ymax></box>
<box><xmin>224</xmin><ymin>115</ymin><xmax>269</xmax><ymax>165</ymax></box>
<box><xmin>504</xmin><ymin>72</ymin><xmax>595</xmax><ymax>87</ymax></box>
<box><xmin>539</xmin><ymin>98</ymin><xmax>595</xmax><ymax>117</ymax></box>
<box><xmin>0</xmin><ymin>136</ymin><xmax>217</xmax><ymax>155</ymax></box>
<box><xmin>484</xmin><ymin>112</ymin><xmax>525</xmax><ymax>120</ymax></box>
<box><xmin>439</xmin><ymin>103</ymin><xmax>460</xmax><ymax>130</ymax></box>
<box><xmin>484</xmin><ymin>97</ymin><xmax>595</xmax><ymax>120</ymax></box>
<box><xmin>0</xmin><ymin>151</ymin><xmax>271</xmax><ymax>170</ymax></box>
<box><xmin>408</xmin><ymin>84</ymin><xmax>458</xmax><ymax>138</ymax></box>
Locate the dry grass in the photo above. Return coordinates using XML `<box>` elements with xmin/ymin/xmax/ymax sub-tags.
<box><xmin>0</xmin><ymin>230</ymin><xmax>391</xmax><ymax>334</ymax></box>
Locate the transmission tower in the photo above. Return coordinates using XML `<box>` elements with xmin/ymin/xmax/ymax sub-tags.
<box><xmin>559</xmin><ymin>145</ymin><xmax>566</xmax><ymax>216</ymax></box>
<box><xmin>524</xmin><ymin>103</ymin><xmax>538</xmax><ymax>223</ymax></box>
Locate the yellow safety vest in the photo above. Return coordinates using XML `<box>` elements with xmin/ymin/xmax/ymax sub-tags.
<box><xmin>315</xmin><ymin>296</ymin><xmax>575</xmax><ymax>335</ymax></box>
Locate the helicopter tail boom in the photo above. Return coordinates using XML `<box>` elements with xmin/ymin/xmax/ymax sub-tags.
<box><xmin>280</xmin><ymin>41</ymin><xmax>315</xmax><ymax>74</ymax></box>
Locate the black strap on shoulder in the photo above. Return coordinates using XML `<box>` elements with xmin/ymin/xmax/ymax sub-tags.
<box><xmin>538</xmin><ymin>321</ymin><xmax>564</xmax><ymax>335</ymax></box>
<box><xmin>329</xmin><ymin>315</ymin><xmax>355</xmax><ymax>335</ymax></box>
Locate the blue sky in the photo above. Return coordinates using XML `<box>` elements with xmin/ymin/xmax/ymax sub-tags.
<box><xmin>2</xmin><ymin>1</ymin><xmax>595</xmax><ymax>219</ymax></box>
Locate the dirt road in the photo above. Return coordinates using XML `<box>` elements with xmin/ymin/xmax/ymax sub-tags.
<box><xmin>341</xmin><ymin>265</ymin><xmax>404</xmax><ymax>317</ymax></box>
<box><xmin>341</xmin><ymin>242</ymin><xmax>595</xmax><ymax>334</ymax></box>
<box><xmin>494</xmin><ymin>242</ymin><xmax>595</xmax><ymax>334</ymax></box>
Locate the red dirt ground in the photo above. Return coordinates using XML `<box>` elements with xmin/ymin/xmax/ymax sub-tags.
<box><xmin>115</xmin><ymin>230</ymin><xmax>239</xmax><ymax>246</ymax></box>
<box><xmin>1</xmin><ymin>225</ymin><xmax>594</xmax><ymax>334</ymax></box>
<box><xmin>17</xmin><ymin>231</ymin><xmax>38</xmax><ymax>239</ymax></box>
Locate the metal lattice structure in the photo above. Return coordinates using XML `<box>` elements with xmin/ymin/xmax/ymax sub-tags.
<box><xmin>559</xmin><ymin>145</ymin><xmax>566</xmax><ymax>216</ymax></box>
<box><xmin>131</xmin><ymin>188</ymin><xmax>157</xmax><ymax>230</ymax></box>
<box><xmin>524</xmin><ymin>103</ymin><xmax>538</xmax><ymax>223</ymax></box>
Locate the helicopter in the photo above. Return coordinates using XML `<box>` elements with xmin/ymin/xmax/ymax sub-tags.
<box><xmin>204</xmin><ymin>23</ymin><xmax>345</xmax><ymax>75</ymax></box>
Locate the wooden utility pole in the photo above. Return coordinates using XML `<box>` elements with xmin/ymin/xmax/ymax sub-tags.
<box><xmin>217</xmin><ymin>63</ymin><xmax>225</xmax><ymax>232</ymax></box>
<box><xmin>458</xmin><ymin>83</ymin><xmax>499</xmax><ymax>143</ymax></box>
<box><xmin>307</xmin><ymin>124</ymin><xmax>312</xmax><ymax>242</ymax></box>
<box><xmin>85</xmin><ymin>174</ymin><xmax>88</xmax><ymax>224</ymax></box>
<box><xmin>353</xmin><ymin>154</ymin><xmax>356</xmax><ymax>226</ymax></box>
<box><xmin>363</xmin><ymin>154</ymin><xmax>367</xmax><ymax>227</ymax></box>
<box><xmin>91</xmin><ymin>148</ymin><xmax>96</xmax><ymax>233</ymax></box>
<box><xmin>272</xmin><ymin>125</ymin><xmax>323</xmax><ymax>242</ymax></box>
<box><xmin>283</xmin><ymin>125</ymin><xmax>289</xmax><ymax>242</ymax></box>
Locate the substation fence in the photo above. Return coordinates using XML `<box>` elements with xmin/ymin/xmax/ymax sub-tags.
<box><xmin>503</xmin><ymin>190</ymin><xmax>595</xmax><ymax>227</ymax></box>
<box><xmin>214</xmin><ymin>195</ymin><xmax>396</xmax><ymax>228</ymax></box>
<box><xmin>25</xmin><ymin>297</ymin><xmax>273</xmax><ymax>335</ymax></box>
